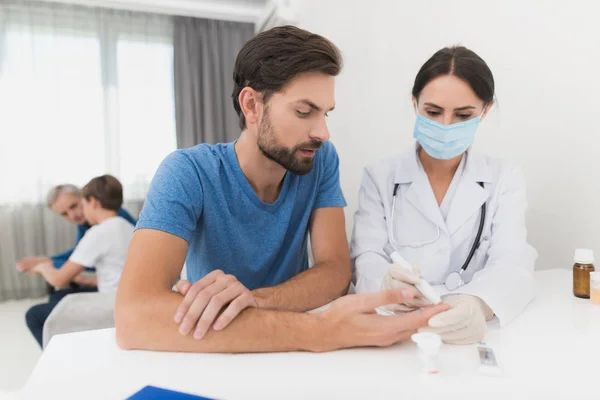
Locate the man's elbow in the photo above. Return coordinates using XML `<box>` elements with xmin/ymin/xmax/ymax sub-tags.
<box><xmin>337</xmin><ymin>261</ymin><xmax>353</xmax><ymax>295</ymax></box>
<box><xmin>114</xmin><ymin>295</ymin><xmax>142</xmax><ymax>350</ymax></box>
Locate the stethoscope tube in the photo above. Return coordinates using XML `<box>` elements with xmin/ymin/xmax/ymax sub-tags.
<box><xmin>458</xmin><ymin>182</ymin><xmax>486</xmax><ymax>274</ymax></box>
<box><xmin>389</xmin><ymin>182</ymin><xmax>486</xmax><ymax>289</ymax></box>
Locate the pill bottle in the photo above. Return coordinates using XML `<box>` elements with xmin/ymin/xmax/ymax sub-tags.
<box><xmin>573</xmin><ymin>249</ymin><xmax>595</xmax><ymax>299</ymax></box>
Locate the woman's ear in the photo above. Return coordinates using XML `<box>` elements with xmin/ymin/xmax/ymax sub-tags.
<box><xmin>481</xmin><ymin>101</ymin><xmax>495</xmax><ymax>121</ymax></box>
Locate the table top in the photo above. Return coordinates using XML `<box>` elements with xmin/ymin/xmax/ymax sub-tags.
<box><xmin>19</xmin><ymin>269</ymin><xmax>600</xmax><ymax>400</ymax></box>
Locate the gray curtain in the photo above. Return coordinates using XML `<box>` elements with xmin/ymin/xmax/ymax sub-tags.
<box><xmin>173</xmin><ymin>17</ymin><xmax>254</xmax><ymax>148</ymax></box>
<box><xmin>0</xmin><ymin>205</ymin><xmax>72</xmax><ymax>301</ymax></box>
<box><xmin>0</xmin><ymin>201</ymin><xmax>143</xmax><ymax>302</ymax></box>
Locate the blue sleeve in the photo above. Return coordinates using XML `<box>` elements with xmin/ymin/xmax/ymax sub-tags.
<box><xmin>118</xmin><ymin>208</ymin><xmax>138</xmax><ymax>226</ymax></box>
<box><xmin>314</xmin><ymin>141</ymin><xmax>347</xmax><ymax>209</ymax></box>
<box><xmin>51</xmin><ymin>249</ymin><xmax>73</xmax><ymax>268</ymax></box>
<box><xmin>136</xmin><ymin>151</ymin><xmax>204</xmax><ymax>244</ymax></box>
<box><xmin>75</xmin><ymin>224</ymin><xmax>87</xmax><ymax>242</ymax></box>
<box><xmin>51</xmin><ymin>224</ymin><xmax>87</xmax><ymax>268</ymax></box>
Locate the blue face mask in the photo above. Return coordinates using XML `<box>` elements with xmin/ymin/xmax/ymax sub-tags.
<box><xmin>413</xmin><ymin>112</ymin><xmax>482</xmax><ymax>160</ymax></box>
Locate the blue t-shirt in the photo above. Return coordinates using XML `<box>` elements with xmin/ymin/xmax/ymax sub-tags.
<box><xmin>137</xmin><ymin>141</ymin><xmax>346</xmax><ymax>290</ymax></box>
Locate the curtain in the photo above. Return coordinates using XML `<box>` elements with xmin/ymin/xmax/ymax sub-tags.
<box><xmin>0</xmin><ymin>1</ymin><xmax>176</xmax><ymax>301</ymax></box>
<box><xmin>173</xmin><ymin>17</ymin><xmax>254</xmax><ymax>148</ymax></box>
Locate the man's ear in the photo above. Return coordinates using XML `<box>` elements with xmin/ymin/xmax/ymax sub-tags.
<box><xmin>239</xmin><ymin>87</ymin><xmax>262</xmax><ymax>126</ymax></box>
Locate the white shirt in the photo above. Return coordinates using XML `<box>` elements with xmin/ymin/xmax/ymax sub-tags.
<box><xmin>70</xmin><ymin>216</ymin><xmax>134</xmax><ymax>293</ymax></box>
<box><xmin>439</xmin><ymin>154</ymin><xmax>466</xmax><ymax>222</ymax></box>
<box><xmin>414</xmin><ymin>149</ymin><xmax>467</xmax><ymax>222</ymax></box>
<box><xmin>350</xmin><ymin>145</ymin><xmax>538</xmax><ymax>326</ymax></box>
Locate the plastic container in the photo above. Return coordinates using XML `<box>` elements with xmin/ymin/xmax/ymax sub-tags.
<box><xmin>411</xmin><ymin>332</ymin><xmax>442</xmax><ymax>375</ymax></box>
<box><xmin>573</xmin><ymin>249</ymin><xmax>595</xmax><ymax>299</ymax></box>
<box><xmin>590</xmin><ymin>271</ymin><xmax>600</xmax><ymax>305</ymax></box>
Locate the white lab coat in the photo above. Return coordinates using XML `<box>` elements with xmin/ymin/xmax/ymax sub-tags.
<box><xmin>350</xmin><ymin>146</ymin><xmax>537</xmax><ymax>326</ymax></box>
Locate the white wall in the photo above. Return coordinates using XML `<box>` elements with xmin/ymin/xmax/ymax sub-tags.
<box><xmin>296</xmin><ymin>0</ymin><xmax>600</xmax><ymax>270</ymax></box>
<box><xmin>40</xmin><ymin>0</ymin><xmax>265</xmax><ymax>22</ymax></box>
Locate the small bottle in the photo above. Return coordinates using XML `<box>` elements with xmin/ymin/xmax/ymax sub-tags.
<box><xmin>573</xmin><ymin>249</ymin><xmax>595</xmax><ymax>299</ymax></box>
<box><xmin>411</xmin><ymin>332</ymin><xmax>442</xmax><ymax>375</ymax></box>
<box><xmin>590</xmin><ymin>271</ymin><xmax>600</xmax><ymax>305</ymax></box>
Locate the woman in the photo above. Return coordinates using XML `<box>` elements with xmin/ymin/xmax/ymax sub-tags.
<box><xmin>350</xmin><ymin>46</ymin><xmax>537</xmax><ymax>345</ymax></box>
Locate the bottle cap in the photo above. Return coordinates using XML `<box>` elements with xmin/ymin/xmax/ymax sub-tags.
<box><xmin>411</xmin><ymin>332</ymin><xmax>442</xmax><ymax>351</ymax></box>
<box><xmin>574</xmin><ymin>249</ymin><xmax>595</xmax><ymax>264</ymax></box>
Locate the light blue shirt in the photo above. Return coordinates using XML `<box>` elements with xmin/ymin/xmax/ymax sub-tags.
<box><xmin>137</xmin><ymin>141</ymin><xmax>346</xmax><ymax>290</ymax></box>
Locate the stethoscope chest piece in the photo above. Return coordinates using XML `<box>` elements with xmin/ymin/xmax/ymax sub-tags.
<box><xmin>444</xmin><ymin>270</ymin><xmax>464</xmax><ymax>291</ymax></box>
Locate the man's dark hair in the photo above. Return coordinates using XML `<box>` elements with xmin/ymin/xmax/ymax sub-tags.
<box><xmin>232</xmin><ymin>25</ymin><xmax>343</xmax><ymax>130</ymax></box>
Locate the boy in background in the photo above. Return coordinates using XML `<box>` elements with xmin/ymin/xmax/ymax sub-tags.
<box><xmin>22</xmin><ymin>175</ymin><xmax>134</xmax><ymax>347</ymax></box>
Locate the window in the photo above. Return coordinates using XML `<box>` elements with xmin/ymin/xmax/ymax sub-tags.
<box><xmin>0</xmin><ymin>2</ymin><xmax>176</xmax><ymax>204</ymax></box>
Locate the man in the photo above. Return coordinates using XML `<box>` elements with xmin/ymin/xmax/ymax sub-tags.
<box><xmin>17</xmin><ymin>182</ymin><xmax>136</xmax><ymax>347</ymax></box>
<box><xmin>115</xmin><ymin>25</ymin><xmax>448</xmax><ymax>353</ymax></box>
<box><xmin>27</xmin><ymin>175</ymin><xmax>134</xmax><ymax>292</ymax></box>
<box><xmin>17</xmin><ymin>184</ymin><xmax>136</xmax><ymax>277</ymax></box>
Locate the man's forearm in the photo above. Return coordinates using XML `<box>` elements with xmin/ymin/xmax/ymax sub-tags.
<box><xmin>252</xmin><ymin>261</ymin><xmax>351</xmax><ymax>312</ymax></box>
<box><xmin>115</xmin><ymin>290</ymin><xmax>327</xmax><ymax>353</ymax></box>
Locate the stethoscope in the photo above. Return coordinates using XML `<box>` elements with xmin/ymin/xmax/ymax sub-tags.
<box><xmin>388</xmin><ymin>182</ymin><xmax>486</xmax><ymax>291</ymax></box>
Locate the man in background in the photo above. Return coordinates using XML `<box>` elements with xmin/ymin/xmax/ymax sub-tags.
<box><xmin>16</xmin><ymin>182</ymin><xmax>137</xmax><ymax>347</ymax></box>
<box><xmin>17</xmin><ymin>184</ymin><xmax>136</xmax><ymax>279</ymax></box>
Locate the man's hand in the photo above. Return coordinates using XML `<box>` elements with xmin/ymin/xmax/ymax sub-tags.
<box><xmin>31</xmin><ymin>261</ymin><xmax>54</xmax><ymax>275</ymax></box>
<box><xmin>16</xmin><ymin>256</ymin><xmax>51</xmax><ymax>273</ymax></box>
<box><xmin>174</xmin><ymin>270</ymin><xmax>257</xmax><ymax>339</ymax></box>
<box><xmin>317</xmin><ymin>288</ymin><xmax>450</xmax><ymax>351</ymax></box>
<box><xmin>73</xmin><ymin>274</ymin><xmax>98</xmax><ymax>288</ymax></box>
<box><xmin>22</xmin><ymin>260</ymin><xmax>53</xmax><ymax>277</ymax></box>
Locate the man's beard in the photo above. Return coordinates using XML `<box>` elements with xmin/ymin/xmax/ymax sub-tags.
<box><xmin>257</xmin><ymin>111</ymin><xmax>322</xmax><ymax>176</ymax></box>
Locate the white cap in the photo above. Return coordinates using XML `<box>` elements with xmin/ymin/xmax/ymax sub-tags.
<box><xmin>411</xmin><ymin>332</ymin><xmax>442</xmax><ymax>351</ymax></box>
<box><xmin>574</xmin><ymin>249</ymin><xmax>595</xmax><ymax>264</ymax></box>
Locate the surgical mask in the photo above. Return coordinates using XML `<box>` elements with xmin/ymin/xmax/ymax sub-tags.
<box><xmin>413</xmin><ymin>112</ymin><xmax>482</xmax><ymax>160</ymax></box>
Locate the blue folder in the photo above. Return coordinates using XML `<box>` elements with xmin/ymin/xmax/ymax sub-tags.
<box><xmin>127</xmin><ymin>385</ymin><xmax>217</xmax><ymax>400</ymax></box>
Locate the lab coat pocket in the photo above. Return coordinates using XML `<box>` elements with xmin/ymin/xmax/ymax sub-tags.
<box><xmin>391</xmin><ymin>206</ymin><xmax>441</xmax><ymax>273</ymax></box>
<box><xmin>392</xmin><ymin>202</ymin><xmax>440</xmax><ymax>248</ymax></box>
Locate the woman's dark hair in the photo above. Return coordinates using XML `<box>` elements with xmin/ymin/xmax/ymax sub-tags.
<box><xmin>232</xmin><ymin>25</ymin><xmax>343</xmax><ymax>130</ymax></box>
<box><xmin>412</xmin><ymin>46</ymin><xmax>495</xmax><ymax>105</ymax></box>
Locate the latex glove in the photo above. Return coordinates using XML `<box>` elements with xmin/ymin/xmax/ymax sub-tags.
<box><xmin>380</xmin><ymin>263</ymin><xmax>432</xmax><ymax>313</ymax></box>
<box><xmin>419</xmin><ymin>294</ymin><xmax>494</xmax><ymax>345</ymax></box>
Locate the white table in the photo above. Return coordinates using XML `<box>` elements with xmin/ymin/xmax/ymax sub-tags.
<box><xmin>19</xmin><ymin>269</ymin><xmax>600</xmax><ymax>400</ymax></box>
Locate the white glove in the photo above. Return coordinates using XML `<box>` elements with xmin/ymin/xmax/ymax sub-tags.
<box><xmin>381</xmin><ymin>263</ymin><xmax>432</xmax><ymax>312</ymax></box>
<box><xmin>419</xmin><ymin>294</ymin><xmax>494</xmax><ymax>345</ymax></box>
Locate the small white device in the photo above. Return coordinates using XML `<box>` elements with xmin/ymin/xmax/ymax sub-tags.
<box><xmin>383</xmin><ymin>244</ymin><xmax>442</xmax><ymax>305</ymax></box>
<box><xmin>477</xmin><ymin>342</ymin><xmax>502</xmax><ymax>376</ymax></box>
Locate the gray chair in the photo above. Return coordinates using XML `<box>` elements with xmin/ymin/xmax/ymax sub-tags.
<box><xmin>42</xmin><ymin>264</ymin><xmax>189</xmax><ymax>349</ymax></box>
<box><xmin>43</xmin><ymin>291</ymin><xmax>117</xmax><ymax>349</ymax></box>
